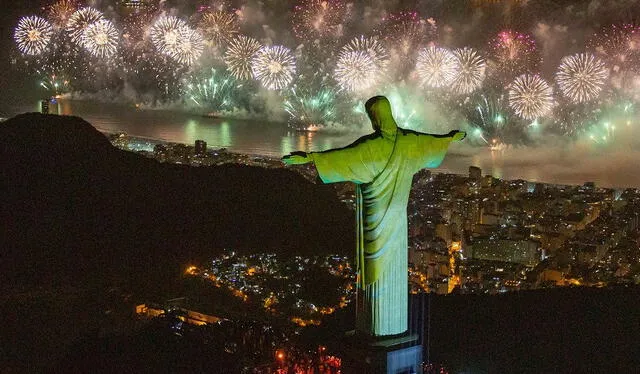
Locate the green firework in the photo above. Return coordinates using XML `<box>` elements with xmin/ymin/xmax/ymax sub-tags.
<box><xmin>283</xmin><ymin>84</ymin><xmax>337</xmax><ymax>130</ymax></box>
<box><xmin>183</xmin><ymin>68</ymin><xmax>241</xmax><ymax>113</ymax></box>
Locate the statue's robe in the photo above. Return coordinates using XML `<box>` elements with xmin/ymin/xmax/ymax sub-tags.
<box><xmin>311</xmin><ymin>103</ymin><xmax>456</xmax><ymax>336</ymax></box>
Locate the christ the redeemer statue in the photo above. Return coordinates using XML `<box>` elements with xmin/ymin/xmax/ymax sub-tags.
<box><xmin>283</xmin><ymin>96</ymin><xmax>465</xmax><ymax>337</ymax></box>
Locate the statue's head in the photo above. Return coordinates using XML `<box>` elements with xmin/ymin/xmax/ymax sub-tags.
<box><xmin>365</xmin><ymin>96</ymin><xmax>397</xmax><ymax>138</ymax></box>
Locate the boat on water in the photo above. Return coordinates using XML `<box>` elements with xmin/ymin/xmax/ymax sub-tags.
<box><xmin>287</xmin><ymin>122</ymin><xmax>322</xmax><ymax>133</ymax></box>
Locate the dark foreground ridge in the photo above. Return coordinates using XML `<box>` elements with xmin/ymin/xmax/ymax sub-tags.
<box><xmin>1</xmin><ymin>113</ymin><xmax>354</xmax><ymax>287</ymax></box>
<box><xmin>421</xmin><ymin>286</ymin><xmax>640</xmax><ymax>373</ymax></box>
<box><xmin>1</xmin><ymin>113</ymin><xmax>355</xmax><ymax>371</ymax></box>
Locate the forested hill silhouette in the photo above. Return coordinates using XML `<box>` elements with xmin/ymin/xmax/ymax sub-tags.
<box><xmin>1</xmin><ymin>113</ymin><xmax>354</xmax><ymax>288</ymax></box>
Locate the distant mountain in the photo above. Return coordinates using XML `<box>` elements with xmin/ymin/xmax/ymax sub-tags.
<box><xmin>1</xmin><ymin>113</ymin><xmax>354</xmax><ymax>289</ymax></box>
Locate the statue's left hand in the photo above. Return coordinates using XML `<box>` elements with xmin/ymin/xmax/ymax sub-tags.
<box><xmin>282</xmin><ymin>151</ymin><xmax>312</xmax><ymax>165</ymax></box>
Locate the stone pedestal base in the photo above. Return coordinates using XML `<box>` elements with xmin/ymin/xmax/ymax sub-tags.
<box><xmin>340</xmin><ymin>332</ymin><xmax>422</xmax><ymax>374</ymax></box>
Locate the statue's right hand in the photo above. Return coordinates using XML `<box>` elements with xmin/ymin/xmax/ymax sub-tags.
<box><xmin>282</xmin><ymin>151</ymin><xmax>312</xmax><ymax>165</ymax></box>
<box><xmin>449</xmin><ymin>130</ymin><xmax>466</xmax><ymax>142</ymax></box>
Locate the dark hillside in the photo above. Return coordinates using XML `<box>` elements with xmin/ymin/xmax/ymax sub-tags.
<box><xmin>1</xmin><ymin>113</ymin><xmax>354</xmax><ymax>289</ymax></box>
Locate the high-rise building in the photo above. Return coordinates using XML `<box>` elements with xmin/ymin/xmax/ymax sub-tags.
<box><xmin>469</xmin><ymin>166</ymin><xmax>482</xmax><ymax>180</ymax></box>
<box><xmin>40</xmin><ymin>99</ymin><xmax>49</xmax><ymax>114</ymax></box>
<box><xmin>195</xmin><ymin>140</ymin><xmax>207</xmax><ymax>156</ymax></box>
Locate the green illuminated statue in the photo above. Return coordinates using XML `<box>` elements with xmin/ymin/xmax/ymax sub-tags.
<box><xmin>283</xmin><ymin>96</ymin><xmax>465</xmax><ymax>337</ymax></box>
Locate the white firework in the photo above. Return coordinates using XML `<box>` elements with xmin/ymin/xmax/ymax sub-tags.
<box><xmin>150</xmin><ymin>16</ymin><xmax>188</xmax><ymax>56</ymax></box>
<box><xmin>415</xmin><ymin>46</ymin><xmax>457</xmax><ymax>88</ymax></box>
<box><xmin>508</xmin><ymin>74</ymin><xmax>554</xmax><ymax>120</ymax></box>
<box><xmin>451</xmin><ymin>47</ymin><xmax>486</xmax><ymax>94</ymax></box>
<box><xmin>251</xmin><ymin>45</ymin><xmax>296</xmax><ymax>90</ymax></box>
<box><xmin>555</xmin><ymin>53</ymin><xmax>609</xmax><ymax>103</ymax></box>
<box><xmin>14</xmin><ymin>16</ymin><xmax>53</xmax><ymax>55</ymax></box>
<box><xmin>66</xmin><ymin>7</ymin><xmax>104</xmax><ymax>44</ymax></box>
<box><xmin>334</xmin><ymin>50</ymin><xmax>376</xmax><ymax>91</ymax></box>
<box><xmin>223</xmin><ymin>35</ymin><xmax>262</xmax><ymax>80</ymax></box>
<box><xmin>172</xmin><ymin>27</ymin><xmax>204</xmax><ymax>66</ymax></box>
<box><xmin>334</xmin><ymin>36</ymin><xmax>389</xmax><ymax>91</ymax></box>
<box><xmin>342</xmin><ymin>36</ymin><xmax>389</xmax><ymax>73</ymax></box>
<box><xmin>81</xmin><ymin>19</ymin><xmax>118</xmax><ymax>58</ymax></box>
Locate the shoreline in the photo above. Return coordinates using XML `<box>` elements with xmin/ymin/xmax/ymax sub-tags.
<box><xmin>102</xmin><ymin>129</ymin><xmax>636</xmax><ymax>192</ymax></box>
<box><xmin>5</xmin><ymin>105</ymin><xmax>640</xmax><ymax>189</ymax></box>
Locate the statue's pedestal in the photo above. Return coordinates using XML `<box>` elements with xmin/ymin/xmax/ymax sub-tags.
<box><xmin>340</xmin><ymin>332</ymin><xmax>422</xmax><ymax>374</ymax></box>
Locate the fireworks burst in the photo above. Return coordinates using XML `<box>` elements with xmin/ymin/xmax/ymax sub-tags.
<box><xmin>291</xmin><ymin>0</ymin><xmax>348</xmax><ymax>41</ymax></box>
<box><xmin>488</xmin><ymin>30</ymin><xmax>539</xmax><ymax>78</ymax></box>
<box><xmin>223</xmin><ymin>35</ymin><xmax>262</xmax><ymax>80</ymax></box>
<box><xmin>334</xmin><ymin>51</ymin><xmax>376</xmax><ymax>91</ymax></box>
<box><xmin>251</xmin><ymin>45</ymin><xmax>296</xmax><ymax>90</ymax></box>
<box><xmin>66</xmin><ymin>7</ymin><xmax>104</xmax><ymax>44</ymax></box>
<box><xmin>47</xmin><ymin>0</ymin><xmax>78</xmax><ymax>29</ymax></box>
<box><xmin>552</xmin><ymin>98</ymin><xmax>634</xmax><ymax>137</ymax></box>
<box><xmin>375</xmin><ymin>11</ymin><xmax>436</xmax><ymax>57</ymax></box>
<box><xmin>555</xmin><ymin>53</ymin><xmax>609</xmax><ymax>103</ymax></box>
<box><xmin>343</xmin><ymin>36</ymin><xmax>388</xmax><ymax>70</ymax></box>
<box><xmin>40</xmin><ymin>73</ymin><xmax>71</xmax><ymax>96</ymax></box>
<box><xmin>196</xmin><ymin>1</ymin><xmax>232</xmax><ymax>12</ymax></box>
<box><xmin>197</xmin><ymin>10</ymin><xmax>239</xmax><ymax>46</ymax></box>
<box><xmin>587</xmin><ymin>122</ymin><xmax>616</xmax><ymax>145</ymax></box>
<box><xmin>584</xmin><ymin>101</ymin><xmax>635</xmax><ymax>144</ymax></box>
<box><xmin>26</xmin><ymin>31</ymin><xmax>92</xmax><ymax>91</ymax></box>
<box><xmin>334</xmin><ymin>36</ymin><xmax>388</xmax><ymax>91</ymax></box>
<box><xmin>508</xmin><ymin>74</ymin><xmax>554</xmax><ymax>120</ymax></box>
<box><xmin>150</xmin><ymin>16</ymin><xmax>203</xmax><ymax>65</ymax></box>
<box><xmin>121</xmin><ymin>2</ymin><xmax>159</xmax><ymax>42</ymax></box>
<box><xmin>588</xmin><ymin>24</ymin><xmax>640</xmax><ymax>93</ymax></box>
<box><xmin>14</xmin><ymin>16</ymin><xmax>53</xmax><ymax>56</ymax></box>
<box><xmin>284</xmin><ymin>84</ymin><xmax>337</xmax><ymax>130</ymax></box>
<box><xmin>415</xmin><ymin>46</ymin><xmax>457</xmax><ymax>88</ymax></box>
<box><xmin>463</xmin><ymin>91</ymin><xmax>517</xmax><ymax>145</ymax></box>
<box><xmin>451</xmin><ymin>47</ymin><xmax>486</xmax><ymax>94</ymax></box>
<box><xmin>172</xmin><ymin>27</ymin><xmax>204</xmax><ymax>65</ymax></box>
<box><xmin>588</xmin><ymin>24</ymin><xmax>640</xmax><ymax>68</ymax></box>
<box><xmin>183</xmin><ymin>68</ymin><xmax>240</xmax><ymax>112</ymax></box>
<box><xmin>150</xmin><ymin>16</ymin><xmax>188</xmax><ymax>56</ymax></box>
<box><xmin>121</xmin><ymin>46</ymin><xmax>189</xmax><ymax>100</ymax></box>
<box><xmin>81</xmin><ymin>19</ymin><xmax>118</xmax><ymax>58</ymax></box>
<box><xmin>550</xmin><ymin>99</ymin><xmax>597</xmax><ymax>136</ymax></box>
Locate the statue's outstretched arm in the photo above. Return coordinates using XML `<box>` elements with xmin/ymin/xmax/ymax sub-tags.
<box><xmin>283</xmin><ymin>136</ymin><xmax>378</xmax><ymax>184</ymax></box>
<box><xmin>415</xmin><ymin>130</ymin><xmax>466</xmax><ymax>169</ymax></box>
<box><xmin>282</xmin><ymin>151</ymin><xmax>314</xmax><ymax>165</ymax></box>
<box><xmin>448</xmin><ymin>130</ymin><xmax>467</xmax><ymax>142</ymax></box>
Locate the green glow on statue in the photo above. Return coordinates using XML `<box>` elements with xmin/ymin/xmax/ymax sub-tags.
<box><xmin>283</xmin><ymin>96</ymin><xmax>465</xmax><ymax>337</ymax></box>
